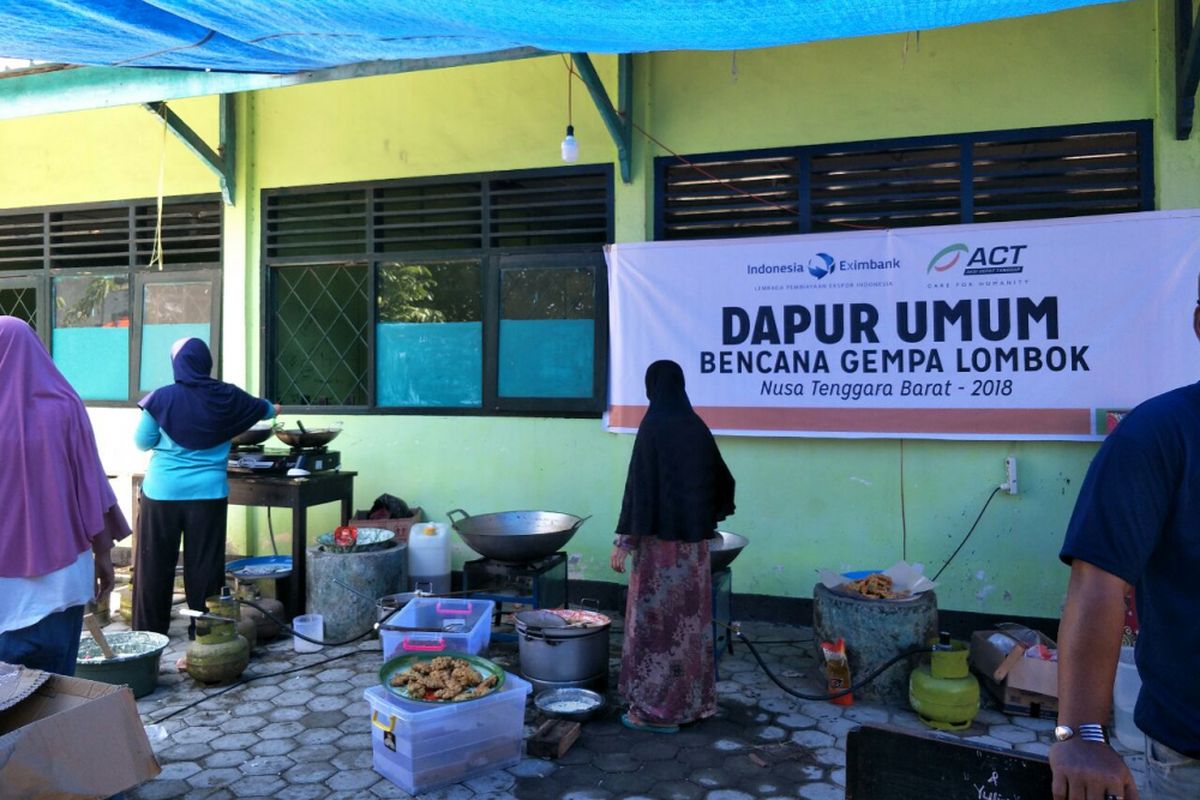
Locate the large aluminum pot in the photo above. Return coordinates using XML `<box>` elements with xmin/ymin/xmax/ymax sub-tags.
<box><xmin>447</xmin><ymin>509</ymin><xmax>590</xmax><ymax>563</ymax></box>
<box><xmin>516</xmin><ymin>609</ymin><xmax>610</xmax><ymax>684</ymax></box>
<box><xmin>710</xmin><ymin>531</ymin><xmax>749</xmax><ymax>572</ymax></box>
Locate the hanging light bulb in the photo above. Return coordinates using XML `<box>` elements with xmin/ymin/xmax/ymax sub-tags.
<box><xmin>561</xmin><ymin>124</ymin><xmax>579</xmax><ymax>163</ymax></box>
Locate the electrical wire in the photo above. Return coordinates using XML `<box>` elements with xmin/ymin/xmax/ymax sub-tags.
<box><xmin>239</xmin><ymin>598</ymin><xmax>380</xmax><ymax>647</ymax></box>
<box><xmin>726</xmin><ymin>624</ymin><xmax>932</xmax><ymax>701</ymax></box>
<box><xmin>931</xmin><ymin>485</ymin><xmax>1002</xmax><ymax>583</ymax></box>
<box><xmin>151</xmin><ymin>647</ymin><xmax>364</xmax><ymax>724</ymax></box>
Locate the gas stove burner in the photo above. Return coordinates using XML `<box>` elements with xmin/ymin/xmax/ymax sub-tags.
<box><xmin>288</xmin><ymin>445</ymin><xmax>328</xmax><ymax>455</ymax></box>
<box><xmin>231</xmin><ymin>444</ymin><xmax>266</xmax><ymax>453</ymax></box>
<box><xmin>227</xmin><ymin>449</ymin><xmax>342</xmax><ymax>475</ymax></box>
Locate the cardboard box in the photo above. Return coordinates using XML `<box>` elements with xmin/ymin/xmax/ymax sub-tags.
<box><xmin>969</xmin><ymin>629</ymin><xmax>1059</xmax><ymax>718</ymax></box>
<box><xmin>352</xmin><ymin>507</ymin><xmax>424</xmax><ymax>545</ymax></box>
<box><xmin>0</xmin><ymin>662</ymin><xmax>160</xmax><ymax>799</ymax></box>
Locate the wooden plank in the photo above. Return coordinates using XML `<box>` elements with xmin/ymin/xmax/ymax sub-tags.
<box><xmin>527</xmin><ymin>718</ymin><xmax>582</xmax><ymax>760</ymax></box>
<box><xmin>845</xmin><ymin>723</ymin><xmax>1052</xmax><ymax>800</ymax></box>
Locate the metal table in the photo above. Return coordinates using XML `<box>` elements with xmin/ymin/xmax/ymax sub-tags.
<box><xmin>132</xmin><ymin>471</ymin><xmax>357</xmax><ymax>619</ymax></box>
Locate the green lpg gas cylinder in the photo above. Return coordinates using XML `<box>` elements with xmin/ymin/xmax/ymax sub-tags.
<box><xmin>186</xmin><ymin>592</ymin><xmax>250</xmax><ymax>684</ymax></box>
<box><xmin>908</xmin><ymin>633</ymin><xmax>980</xmax><ymax>731</ymax></box>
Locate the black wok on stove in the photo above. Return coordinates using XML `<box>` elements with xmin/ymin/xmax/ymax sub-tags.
<box><xmin>274</xmin><ymin>427</ymin><xmax>341</xmax><ymax>449</ymax></box>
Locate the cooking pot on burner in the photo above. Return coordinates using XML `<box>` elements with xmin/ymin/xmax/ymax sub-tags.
<box><xmin>516</xmin><ymin>608</ymin><xmax>611</xmax><ymax>684</ymax></box>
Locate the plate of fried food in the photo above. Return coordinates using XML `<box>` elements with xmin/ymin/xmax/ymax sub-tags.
<box><xmin>839</xmin><ymin>570</ymin><xmax>910</xmax><ymax>600</ymax></box>
<box><xmin>819</xmin><ymin>561</ymin><xmax>936</xmax><ymax>602</ymax></box>
<box><xmin>379</xmin><ymin>653</ymin><xmax>506</xmax><ymax>704</ymax></box>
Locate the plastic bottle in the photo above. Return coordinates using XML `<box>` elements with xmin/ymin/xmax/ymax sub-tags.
<box><xmin>821</xmin><ymin>637</ymin><xmax>854</xmax><ymax>706</ymax></box>
<box><xmin>407</xmin><ymin>522</ymin><xmax>451</xmax><ymax>594</ymax></box>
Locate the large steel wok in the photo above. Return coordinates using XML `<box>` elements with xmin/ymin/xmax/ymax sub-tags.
<box><xmin>447</xmin><ymin>509</ymin><xmax>590</xmax><ymax>563</ymax></box>
<box><xmin>274</xmin><ymin>424</ymin><xmax>342</xmax><ymax>449</ymax></box>
<box><xmin>231</xmin><ymin>423</ymin><xmax>275</xmax><ymax>448</ymax></box>
<box><xmin>710</xmin><ymin>530</ymin><xmax>748</xmax><ymax>572</ymax></box>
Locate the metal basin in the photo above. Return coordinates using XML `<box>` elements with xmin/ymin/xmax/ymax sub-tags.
<box><xmin>231</xmin><ymin>423</ymin><xmax>274</xmax><ymax>447</ymax></box>
<box><xmin>447</xmin><ymin>509</ymin><xmax>589</xmax><ymax>563</ymax></box>
<box><xmin>710</xmin><ymin>530</ymin><xmax>748</xmax><ymax>572</ymax></box>
<box><xmin>76</xmin><ymin>631</ymin><xmax>170</xmax><ymax>699</ymax></box>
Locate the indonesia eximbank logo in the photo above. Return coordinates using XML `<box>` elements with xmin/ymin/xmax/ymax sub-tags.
<box><xmin>927</xmin><ymin>243</ymin><xmax>968</xmax><ymax>273</ymax></box>
<box><xmin>807</xmin><ymin>252</ymin><xmax>835</xmax><ymax>279</ymax></box>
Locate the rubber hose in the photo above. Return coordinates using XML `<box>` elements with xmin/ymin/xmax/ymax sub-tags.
<box><xmin>735</xmin><ymin>630</ymin><xmax>933</xmax><ymax>701</ymax></box>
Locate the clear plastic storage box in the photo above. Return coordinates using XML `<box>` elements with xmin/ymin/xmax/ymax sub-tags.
<box><xmin>379</xmin><ymin>598</ymin><xmax>494</xmax><ymax>659</ymax></box>
<box><xmin>365</xmin><ymin>671</ymin><xmax>530</xmax><ymax>794</ymax></box>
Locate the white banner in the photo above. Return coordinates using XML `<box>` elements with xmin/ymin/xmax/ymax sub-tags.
<box><xmin>606</xmin><ymin>210</ymin><xmax>1200</xmax><ymax>440</ymax></box>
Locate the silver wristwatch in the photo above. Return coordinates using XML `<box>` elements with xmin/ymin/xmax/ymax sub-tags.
<box><xmin>1053</xmin><ymin>723</ymin><xmax>1108</xmax><ymax>743</ymax></box>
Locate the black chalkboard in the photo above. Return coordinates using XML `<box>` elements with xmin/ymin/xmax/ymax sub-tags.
<box><xmin>846</xmin><ymin>724</ymin><xmax>1053</xmax><ymax>800</ymax></box>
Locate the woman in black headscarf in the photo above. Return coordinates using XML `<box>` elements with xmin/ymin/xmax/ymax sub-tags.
<box><xmin>611</xmin><ymin>360</ymin><xmax>735</xmax><ymax>733</ymax></box>
<box><xmin>132</xmin><ymin>338</ymin><xmax>278</xmax><ymax>638</ymax></box>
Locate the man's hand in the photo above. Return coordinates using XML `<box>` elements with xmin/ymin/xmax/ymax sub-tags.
<box><xmin>1050</xmin><ymin>738</ymin><xmax>1138</xmax><ymax>800</ymax></box>
<box><xmin>93</xmin><ymin>545</ymin><xmax>115</xmax><ymax>602</ymax></box>
<box><xmin>610</xmin><ymin>545</ymin><xmax>629</xmax><ymax>573</ymax></box>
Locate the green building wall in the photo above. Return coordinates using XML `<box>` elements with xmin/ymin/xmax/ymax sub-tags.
<box><xmin>0</xmin><ymin>0</ymin><xmax>1192</xmax><ymax>618</ymax></box>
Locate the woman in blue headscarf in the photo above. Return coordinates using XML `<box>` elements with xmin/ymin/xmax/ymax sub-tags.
<box><xmin>132</xmin><ymin>338</ymin><xmax>278</xmax><ymax>637</ymax></box>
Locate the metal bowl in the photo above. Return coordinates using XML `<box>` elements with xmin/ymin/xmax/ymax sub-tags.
<box><xmin>231</xmin><ymin>423</ymin><xmax>275</xmax><ymax>447</ymax></box>
<box><xmin>274</xmin><ymin>426</ymin><xmax>341</xmax><ymax>449</ymax></box>
<box><xmin>447</xmin><ymin>509</ymin><xmax>590</xmax><ymax>563</ymax></box>
<box><xmin>710</xmin><ymin>530</ymin><xmax>748</xmax><ymax>572</ymax></box>
<box><xmin>534</xmin><ymin>687</ymin><xmax>606</xmax><ymax>722</ymax></box>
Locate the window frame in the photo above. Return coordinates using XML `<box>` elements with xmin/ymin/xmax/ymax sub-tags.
<box><xmin>653</xmin><ymin>120</ymin><xmax>1156</xmax><ymax>240</ymax></box>
<box><xmin>261</xmin><ymin>165</ymin><xmax>613</xmax><ymax>417</ymax></box>
<box><xmin>0</xmin><ymin>193</ymin><xmax>224</xmax><ymax>406</ymax></box>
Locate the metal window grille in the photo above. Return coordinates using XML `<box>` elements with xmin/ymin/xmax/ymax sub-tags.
<box><xmin>0</xmin><ymin>195</ymin><xmax>222</xmax><ymax>402</ymax></box>
<box><xmin>263</xmin><ymin>166</ymin><xmax>612</xmax><ymax>413</ymax></box>
<box><xmin>656</xmin><ymin>122</ymin><xmax>1153</xmax><ymax>239</ymax></box>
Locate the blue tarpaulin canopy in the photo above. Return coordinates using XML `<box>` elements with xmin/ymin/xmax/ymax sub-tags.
<box><xmin>0</xmin><ymin>1</ymin><xmax>1125</xmax><ymax>74</ymax></box>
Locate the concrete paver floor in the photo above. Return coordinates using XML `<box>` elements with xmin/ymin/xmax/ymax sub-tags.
<box><xmin>115</xmin><ymin>613</ymin><xmax>1146</xmax><ymax>800</ymax></box>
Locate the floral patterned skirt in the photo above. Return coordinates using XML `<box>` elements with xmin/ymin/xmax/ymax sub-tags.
<box><xmin>618</xmin><ymin>535</ymin><xmax>716</xmax><ymax>725</ymax></box>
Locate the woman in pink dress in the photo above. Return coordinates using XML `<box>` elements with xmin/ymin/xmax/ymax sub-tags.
<box><xmin>611</xmin><ymin>360</ymin><xmax>735</xmax><ymax>733</ymax></box>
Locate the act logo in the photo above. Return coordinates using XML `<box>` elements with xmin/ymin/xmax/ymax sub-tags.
<box><xmin>927</xmin><ymin>243</ymin><xmax>1028</xmax><ymax>276</ymax></box>
<box><xmin>927</xmin><ymin>243</ymin><xmax>968</xmax><ymax>273</ymax></box>
<box><xmin>807</xmin><ymin>252</ymin><xmax>836</xmax><ymax>279</ymax></box>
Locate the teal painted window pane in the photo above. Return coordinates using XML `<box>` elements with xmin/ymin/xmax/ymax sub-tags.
<box><xmin>499</xmin><ymin>267</ymin><xmax>594</xmax><ymax>399</ymax></box>
<box><xmin>499</xmin><ymin>319</ymin><xmax>594</xmax><ymax>397</ymax></box>
<box><xmin>141</xmin><ymin>324</ymin><xmax>211</xmax><ymax>390</ymax></box>
<box><xmin>53</xmin><ymin>275</ymin><xmax>130</xmax><ymax>400</ymax></box>
<box><xmin>52</xmin><ymin>327</ymin><xmax>129</xmax><ymax>400</ymax></box>
<box><xmin>377</xmin><ymin>260</ymin><xmax>482</xmax><ymax>407</ymax></box>
<box><xmin>139</xmin><ymin>281</ymin><xmax>213</xmax><ymax>391</ymax></box>
<box><xmin>377</xmin><ymin>322</ymin><xmax>482</xmax><ymax>406</ymax></box>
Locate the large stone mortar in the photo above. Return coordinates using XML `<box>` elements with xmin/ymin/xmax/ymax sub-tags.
<box><xmin>811</xmin><ymin>582</ymin><xmax>938</xmax><ymax>705</ymax></box>
<box><xmin>306</xmin><ymin>542</ymin><xmax>408</xmax><ymax>642</ymax></box>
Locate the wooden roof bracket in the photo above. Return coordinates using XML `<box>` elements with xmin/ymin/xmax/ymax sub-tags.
<box><xmin>143</xmin><ymin>94</ymin><xmax>236</xmax><ymax>204</ymax></box>
<box><xmin>571</xmin><ymin>53</ymin><xmax>633</xmax><ymax>183</ymax></box>
<box><xmin>1177</xmin><ymin>0</ymin><xmax>1200</xmax><ymax>139</ymax></box>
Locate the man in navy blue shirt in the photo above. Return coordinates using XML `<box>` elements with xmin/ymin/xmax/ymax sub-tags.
<box><xmin>1051</xmin><ymin>287</ymin><xmax>1200</xmax><ymax>800</ymax></box>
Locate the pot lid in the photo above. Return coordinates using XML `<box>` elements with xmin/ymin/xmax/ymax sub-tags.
<box><xmin>515</xmin><ymin>610</ymin><xmax>569</xmax><ymax>630</ymax></box>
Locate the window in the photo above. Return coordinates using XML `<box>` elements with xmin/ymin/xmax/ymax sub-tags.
<box><xmin>263</xmin><ymin>167</ymin><xmax>611</xmax><ymax>415</ymax></box>
<box><xmin>0</xmin><ymin>196</ymin><xmax>222</xmax><ymax>403</ymax></box>
<box><xmin>655</xmin><ymin>121</ymin><xmax>1154</xmax><ymax>239</ymax></box>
